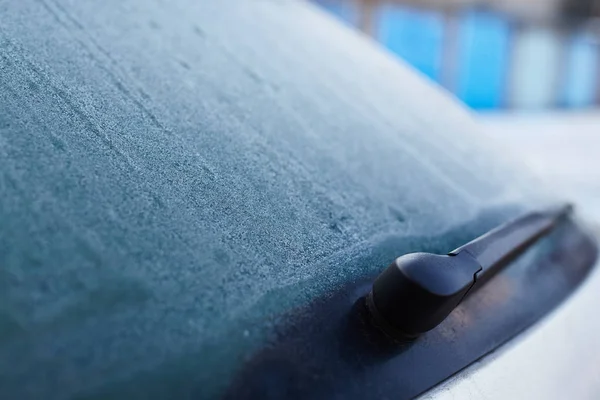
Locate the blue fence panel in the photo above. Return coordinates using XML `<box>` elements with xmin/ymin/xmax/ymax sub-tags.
<box><xmin>563</xmin><ymin>33</ymin><xmax>599</xmax><ymax>107</ymax></box>
<box><xmin>456</xmin><ymin>11</ymin><xmax>512</xmax><ymax>109</ymax></box>
<box><xmin>313</xmin><ymin>0</ymin><xmax>358</xmax><ymax>27</ymax></box>
<box><xmin>376</xmin><ymin>6</ymin><xmax>444</xmax><ymax>81</ymax></box>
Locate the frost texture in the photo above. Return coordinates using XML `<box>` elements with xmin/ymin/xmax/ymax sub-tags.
<box><xmin>0</xmin><ymin>0</ymin><xmax>549</xmax><ymax>398</ymax></box>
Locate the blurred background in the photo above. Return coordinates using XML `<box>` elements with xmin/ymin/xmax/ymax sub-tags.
<box><xmin>310</xmin><ymin>0</ymin><xmax>600</xmax><ymax>220</ymax></box>
<box><xmin>311</xmin><ymin>0</ymin><xmax>600</xmax><ymax>110</ymax></box>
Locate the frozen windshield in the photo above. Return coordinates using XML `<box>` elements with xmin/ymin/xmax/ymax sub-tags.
<box><xmin>0</xmin><ymin>0</ymin><xmax>549</xmax><ymax>398</ymax></box>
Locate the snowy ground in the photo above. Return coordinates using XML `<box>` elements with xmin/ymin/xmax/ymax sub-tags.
<box><xmin>479</xmin><ymin>111</ymin><xmax>600</xmax><ymax>223</ymax></box>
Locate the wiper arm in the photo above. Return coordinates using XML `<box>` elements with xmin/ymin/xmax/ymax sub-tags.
<box><xmin>366</xmin><ymin>204</ymin><xmax>573</xmax><ymax>340</ymax></box>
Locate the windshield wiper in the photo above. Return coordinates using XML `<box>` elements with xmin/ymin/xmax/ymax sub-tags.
<box><xmin>366</xmin><ymin>204</ymin><xmax>573</xmax><ymax>340</ymax></box>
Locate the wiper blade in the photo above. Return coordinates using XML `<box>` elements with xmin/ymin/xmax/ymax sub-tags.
<box><xmin>367</xmin><ymin>204</ymin><xmax>572</xmax><ymax>340</ymax></box>
<box><xmin>450</xmin><ymin>204</ymin><xmax>573</xmax><ymax>276</ymax></box>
